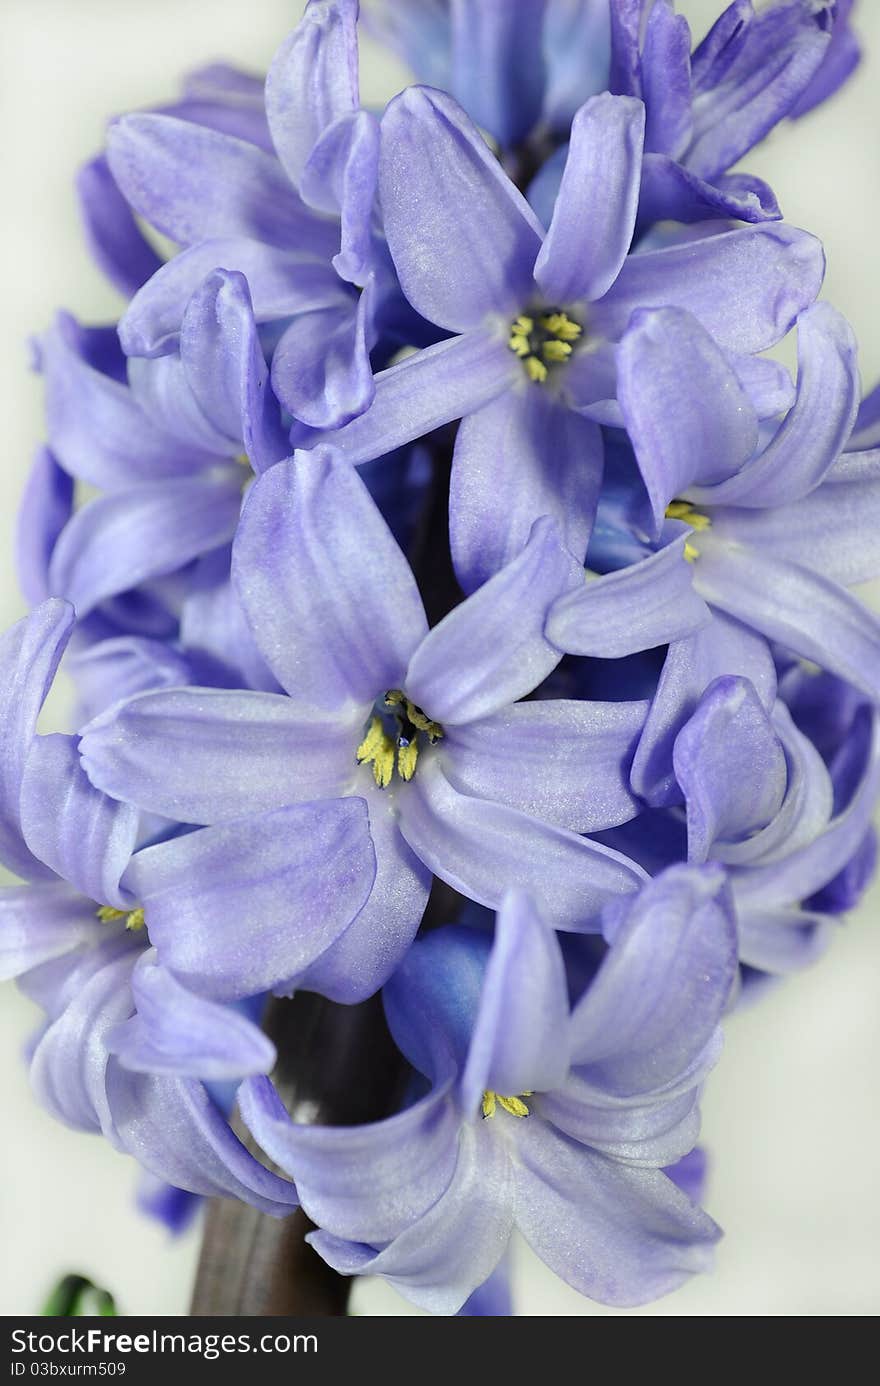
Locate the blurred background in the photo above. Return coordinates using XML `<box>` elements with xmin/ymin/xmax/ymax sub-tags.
<box><xmin>0</xmin><ymin>0</ymin><xmax>878</xmax><ymax>1317</ymax></box>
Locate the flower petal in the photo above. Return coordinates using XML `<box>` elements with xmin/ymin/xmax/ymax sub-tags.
<box><xmin>449</xmin><ymin>0</ymin><xmax>547</xmax><ymax>145</ymax></box>
<box><xmin>239</xmin><ymin>1073</ymin><xmax>458</xmax><ymax>1243</ymax></box>
<box><xmin>379</xmin><ymin>86</ymin><xmax>543</xmax><ymax>331</ymax></box>
<box><xmin>694</xmin><ymin>538</ymin><xmax>880</xmax><ymax>700</ymax></box>
<box><xmin>397</xmin><ymin>758</ymin><xmax>646</xmax><ymax>931</ymax></box>
<box><xmin>547</xmin><ymin>536</ymin><xmax>711</xmax><ymax>657</ymax></box>
<box><xmin>450</xmin><ymin>388</ymin><xmax>602</xmax><ymax>594</ymax></box>
<box><xmin>0</xmin><ymin>600</ymin><xmax>74</xmax><ymax>881</ymax></box>
<box><xmin>265</xmin><ymin>0</ymin><xmax>360</xmax><ymax>188</ymax></box>
<box><xmin>687</xmin><ymin>303</ymin><xmax>860</xmax><ymax>509</ymax></box>
<box><xmin>535</xmin><ymin>93</ymin><xmax>645</xmax><ymax>305</ymax></box>
<box><xmin>232</xmin><ymin>451</ymin><xmax>427</xmax><ymax>707</ymax></box>
<box><xmin>406</xmin><ymin>517</ymin><xmax>582</xmax><ymax>726</ymax></box>
<box><xmin>441</xmin><ymin>698</ymin><xmax>646</xmax><ymax>833</ymax></box>
<box><xmin>592</xmin><ymin>224</ymin><xmax>824</xmax><ymax>354</ymax></box>
<box><xmin>673</xmin><ymin>677</ymin><xmax>788</xmax><ymax>863</ymax></box>
<box><xmin>461</xmin><ymin>890</ymin><xmax>571</xmax><ymax>1114</ymax></box>
<box><xmin>125</xmin><ymin>798</ymin><xmax>376</xmax><ymax>999</ymax></box>
<box><xmin>75</xmin><ymin>154</ymin><xmax>164</xmax><ymax>297</ymax></box>
<box><xmin>48</xmin><ymin>472</ymin><xmax>243</xmax><ymax>617</ymax></box>
<box><xmin>514</xmin><ymin>1121</ymin><xmax>719</xmax><ymax>1306</ymax></box>
<box><xmin>617</xmin><ymin>305</ymin><xmax>759</xmax><ymax>532</ymax></box>
<box><xmin>79</xmin><ymin>687</ymin><xmax>356</xmax><ymax>825</ymax></box>
<box><xmin>270</xmin><ymin>288</ymin><xmax>374</xmax><ymax>431</ymax></box>
<box><xmin>107</xmin><ymin>114</ymin><xmax>335</xmax><ymax>250</ymax></box>
<box><xmin>108</xmin><ymin>951</ymin><xmax>276</xmax><ymax>1079</ymax></box>
<box><xmin>20</xmin><ymin>735</ymin><xmax>139</xmax><ymax>909</ymax></box>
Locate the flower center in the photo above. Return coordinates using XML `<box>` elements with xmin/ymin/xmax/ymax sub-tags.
<box><xmin>508</xmin><ymin>310</ymin><xmax>582</xmax><ymax>383</ymax></box>
<box><xmin>96</xmin><ymin>905</ymin><xmax>145</xmax><ymax>932</ymax></box>
<box><xmin>482</xmin><ymin>1090</ymin><xmax>533</xmax><ymax>1119</ymax></box>
<box><xmin>665</xmin><ymin>499</ymin><xmax>711</xmax><ymax>562</ymax></box>
<box><xmin>356</xmin><ymin>689</ymin><xmax>443</xmax><ymax>788</ymax></box>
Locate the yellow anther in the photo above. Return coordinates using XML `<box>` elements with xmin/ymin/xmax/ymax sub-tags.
<box><xmin>665</xmin><ymin>500</ymin><xmax>711</xmax><ymax>531</ymax></box>
<box><xmin>513</xmin><ymin>315</ymin><xmax>534</xmax><ymax>335</ymax></box>
<box><xmin>356</xmin><ymin>715</ymin><xmax>386</xmax><ymax>761</ymax></box>
<box><xmin>96</xmin><ymin>905</ymin><xmax>125</xmax><ymax>923</ymax></box>
<box><xmin>539</xmin><ymin>312</ymin><xmax>582</xmax><ymax>342</ymax></box>
<box><xmin>542</xmin><ymin>339</ymin><xmax>573</xmax><ymax>363</ymax></box>
<box><xmin>371</xmin><ymin>741</ymin><xmax>396</xmax><ymax>788</ymax></box>
<box><xmin>404</xmin><ymin>703</ymin><xmax>444</xmax><ymax>742</ymax></box>
<box><xmin>96</xmin><ymin>905</ymin><xmax>145</xmax><ymax>931</ymax></box>
<box><xmin>482</xmin><ymin>1090</ymin><xmax>533</xmax><ymax>1119</ymax></box>
<box><xmin>396</xmin><ymin>739</ymin><xmax>419</xmax><ymax>781</ymax></box>
<box><xmin>509</xmin><ymin>334</ymin><xmax>531</xmax><ymax>358</ymax></box>
<box><xmin>525</xmin><ymin>356</ymin><xmax>548</xmax><ymax>383</ymax></box>
<box><xmin>383</xmin><ymin>689</ymin><xmax>404</xmax><ymax>708</ymax></box>
<box><xmin>234</xmin><ymin>453</ymin><xmax>250</xmax><ymax>467</ymax></box>
<box><xmin>683</xmin><ymin>541</ymin><xmax>700</xmax><ymax>564</ymax></box>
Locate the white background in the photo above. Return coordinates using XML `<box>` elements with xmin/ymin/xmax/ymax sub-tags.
<box><xmin>0</xmin><ymin>0</ymin><xmax>878</xmax><ymax>1317</ymax></box>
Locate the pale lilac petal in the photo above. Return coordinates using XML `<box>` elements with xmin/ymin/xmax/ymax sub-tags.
<box><xmin>309</xmin><ymin>1122</ymin><xmax>514</xmax><ymax>1316</ymax></box>
<box><xmin>694</xmin><ymin>537</ymin><xmax>880</xmax><ymax>700</ymax></box>
<box><xmin>673</xmin><ymin>677</ymin><xmax>787</xmax><ymax>862</ymax></box>
<box><xmin>397</xmin><ymin>758</ymin><xmax>646</xmax><ymax>931</ymax></box>
<box><xmin>119</xmin><ymin>240</ymin><xmax>347</xmax><ymax>358</ymax></box>
<box><xmin>270</xmin><ymin>288</ymin><xmax>374</xmax><ymax>431</ymax></box>
<box><xmin>547</xmin><ymin>537</ymin><xmax>711</xmax><ymax>657</ymax></box>
<box><xmin>0</xmin><ymin>600</ymin><xmax>74</xmax><ymax>881</ymax></box>
<box><xmin>232</xmin><ymin>451</ymin><xmax>427</xmax><ymax>706</ymax></box>
<box><xmin>125</xmin><ymin>798</ymin><xmax>376</xmax><ymax>999</ymax></box>
<box><xmin>617</xmin><ymin>306</ymin><xmax>758</xmax><ymax>532</ymax></box>
<box><xmin>311</xmin><ymin>329</ymin><xmax>519</xmax><ymax>465</ymax></box>
<box><xmin>106</xmin><ymin>114</ymin><xmax>334</xmax><ymax>250</ymax></box>
<box><xmin>405</xmin><ymin>518</ymin><xmax>582</xmax><ymax>726</ymax></box>
<box><xmin>735</xmin><ymin>907</ymin><xmax>834</xmax><ymax>974</ymax></box>
<box><xmin>460</xmin><ymin>890</ymin><xmax>570</xmax><ymax>1114</ymax></box>
<box><xmin>514</xmin><ymin>1122</ymin><xmax>719</xmax><ymax>1306</ymax></box>
<box><xmin>40</xmin><ymin>314</ymin><xmax>214</xmax><ymax>488</ymax></box>
<box><xmin>687</xmin><ymin>303</ymin><xmax>860</xmax><ymax>509</ymax></box>
<box><xmin>535</xmin><ymin>94</ymin><xmax>645</xmax><ymax>305</ymax></box>
<box><xmin>709</xmin><ymin>452</ymin><xmax>880</xmax><ymax>588</ymax></box>
<box><xmin>79</xmin><ymin>688</ymin><xmax>357</xmax><ymax>825</ymax></box>
<box><xmin>265</xmin><ymin>0</ymin><xmax>360</xmax><ymax>187</ymax></box>
<box><xmin>105</xmin><ymin>1066</ymin><xmax>298</xmax><ymax>1213</ymax></box>
<box><xmin>20</xmin><ymin>735</ymin><xmax>139</xmax><ymax>909</ymax></box>
<box><xmin>638</xmin><ymin>155</ymin><xmax>780</xmax><ymax>228</ymax></box>
<box><xmin>0</xmin><ymin>884</ymin><xmax>104</xmax><ymax>981</ymax></box>
<box><xmin>16</xmin><ymin>448</ymin><xmax>74</xmax><ymax>606</ymax></box>
<box><xmin>441</xmin><ymin>699</ymin><xmax>645</xmax><ymax>833</ymax></box>
<box><xmin>567</xmin><ymin>863</ymin><xmax>736</xmax><ymax>1089</ymax></box>
<box><xmin>379</xmin><ymin>86</ymin><xmax>543</xmax><ymax>331</ymax></box>
<box><xmin>450</xmin><ymin>388</ymin><xmax>602</xmax><ymax>594</ymax></box>
<box><xmin>631</xmin><ymin>611</ymin><xmax>777</xmax><ymax>807</ymax></box>
<box><xmin>301</xmin><ymin>109</ymin><xmax>381</xmax><ymax>286</ymax></box>
<box><xmin>239</xmin><ymin>1073</ymin><xmax>458</xmax><ymax>1242</ymax></box>
<box><xmin>591</xmin><ymin>224</ymin><xmax>825</xmax><ymax>354</ymax></box>
<box><xmin>108</xmin><ymin>952</ymin><xmax>276</xmax><ymax>1079</ymax></box>
<box><xmin>179</xmin><ymin>269</ymin><xmax>289</xmax><ymax>473</ymax></box>
<box><xmin>75</xmin><ymin>154</ymin><xmax>164</xmax><ymax>297</ymax></box>
<box><xmin>293</xmin><ymin>782</ymin><xmax>431</xmax><ymax>1002</ymax></box>
<box><xmin>47</xmin><ymin>473</ymin><xmax>243</xmax><ymax>617</ymax></box>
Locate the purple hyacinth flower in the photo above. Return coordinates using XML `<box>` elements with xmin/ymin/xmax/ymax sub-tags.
<box><xmin>608</xmin><ymin>0</ymin><xmax>839</xmax><ymax>228</ymax></box>
<box><xmin>106</xmin><ymin>1</ymin><xmax>412</xmax><ymax>432</ymax></box>
<box><xmin>79</xmin><ymin>449</ymin><xmax>649</xmax><ymax>1004</ymax></box>
<box><xmin>303</xmin><ymin>83</ymin><xmax>823</xmax><ymax>593</ymax></box>
<box><xmin>0</xmin><ymin>602</ymin><xmax>295</xmax><ymax>1212</ymax></box>
<box><xmin>239</xmin><ymin>871</ymin><xmax>736</xmax><ymax>1313</ymax></box>
<box><xmin>612</xmin><ymin>300</ymin><xmax>880</xmax><ymax>700</ymax></box>
<box><xmin>35</xmin><ymin>271</ymin><xmax>288</xmax><ymax>621</ymax></box>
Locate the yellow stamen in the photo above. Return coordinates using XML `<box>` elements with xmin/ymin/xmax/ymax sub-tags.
<box><xmin>542</xmin><ymin>339</ymin><xmax>573</xmax><ymax>363</ymax></box>
<box><xmin>683</xmin><ymin>541</ymin><xmax>700</xmax><ymax>564</ymax></box>
<box><xmin>96</xmin><ymin>905</ymin><xmax>145</xmax><ymax>931</ymax></box>
<box><xmin>482</xmin><ymin>1090</ymin><xmax>533</xmax><ymax>1119</ymax></box>
<box><xmin>525</xmin><ymin>356</ymin><xmax>548</xmax><ymax>383</ymax></box>
<box><xmin>512</xmin><ymin>315</ymin><xmax>534</xmax><ymax>335</ymax></box>
<box><xmin>357</xmin><ymin>715</ymin><xmax>397</xmax><ymax>788</ymax></box>
<box><xmin>665</xmin><ymin>500</ymin><xmax>711</xmax><ymax>531</ymax></box>
<box><xmin>539</xmin><ymin>312</ymin><xmax>582</xmax><ymax>342</ymax></box>
<box><xmin>396</xmin><ymin>739</ymin><xmax>419</xmax><ymax>781</ymax></box>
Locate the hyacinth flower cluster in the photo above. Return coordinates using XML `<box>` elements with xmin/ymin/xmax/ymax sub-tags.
<box><xmin>1</xmin><ymin>0</ymin><xmax>877</xmax><ymax>1315</ymax></box>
